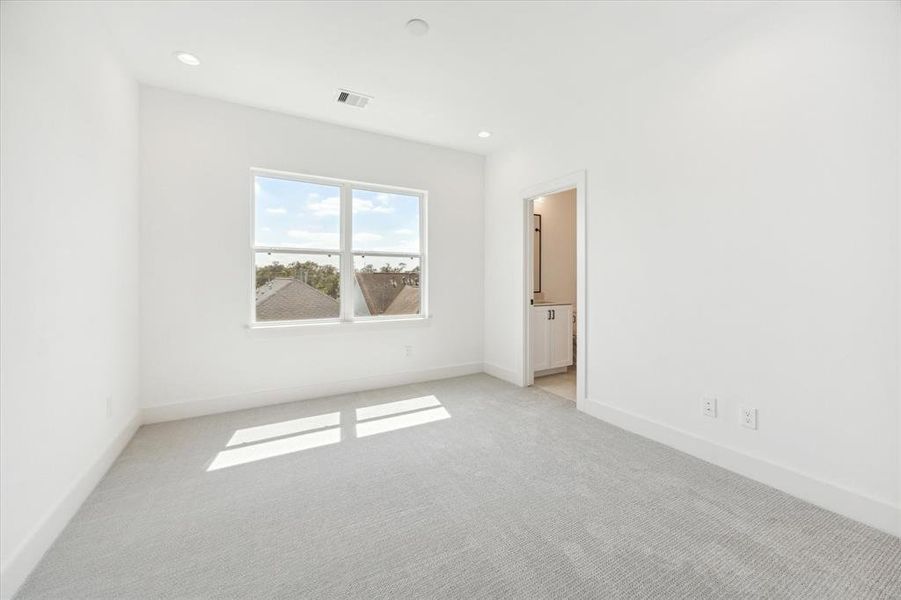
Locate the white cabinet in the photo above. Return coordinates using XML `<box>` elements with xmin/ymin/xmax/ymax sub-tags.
<box><xmin>530</xmin><ymin>307</ymin><xmax>550</xmax><ymax>371</ymax></box>
<box><xmin>548</xmin><ymin>305</ymin><xmax>573</xmax><ymax>368</ymax></box>
<box><xmin>531</xmin><ymin>304</ymin><xmax>573</xmax><ymax>373</ymax></box>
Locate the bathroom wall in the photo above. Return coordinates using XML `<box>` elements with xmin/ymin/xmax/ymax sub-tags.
<box><xmin>534</xmin><ymin>189</ymin><xmax>577</xmax><ymax>308</ymax></box>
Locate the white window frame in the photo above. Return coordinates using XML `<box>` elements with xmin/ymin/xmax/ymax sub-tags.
<box><xmin>249</xmin><ymin>167</ymin><xmax>428</xmax><ymax>328</ymax></box>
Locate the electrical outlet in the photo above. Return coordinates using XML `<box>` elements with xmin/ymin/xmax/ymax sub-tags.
<box><xmin>404</xmin><ymin>345</ymin><xmax>414</xmax><ymax>357</ymax></box>
<box><xmin>702</xmin><ymin>397</ymin><xmax>717</xmax><ymax>418</ymax></box>
<box><xmin>105</xmin><ymin>396</ymin><xmax>113</xmax><ymax>418</ymax></box>
<box><xmin>741</xmin><ymin>406</ymin><xmax>757</xmax><ymax>430</ymax></box>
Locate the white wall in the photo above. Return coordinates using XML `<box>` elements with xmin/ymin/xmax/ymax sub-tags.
<box><xmin>484</xmin><ymin>1</ymin><xmax>900</xmax><ymax>533</ymax></box>
<box><xmin>140</xmin><ymin>88</ymin><xmax>484</xmax><ymax>418</ymax></box>
<box><xmin>534</xmin><ymin>189</ymin><xmax>577</xmax><ymax>308</ymax></box>
<box><xmin>0</xmin><ymin>2</ymin><xmax>141</xmax><ymax>597</ymax></box>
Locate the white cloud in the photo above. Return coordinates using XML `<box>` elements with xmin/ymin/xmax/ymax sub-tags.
<box><xmin>353</xmin><ymin>199</ymin><xmax>395</xmax><ymax>214</ymax></box>
<box><xmin>266</xmin><ymin>207</ymin><xmax>287</xmax><ymax>215</ymax></box>
<box><xmin>394</xmin><ymin>239</ymin><xmax>420</xmax><ymax>253</ymax></box>
<box><xmin>307</xmin><ymin>196</ymin><xmax>339</xmax><ymax>217</ymax></box>
<box><xmin>353</xmin><ymin>199</ymin><xmax>374</xmax><ymax>213</ymax></box>
<box><xmin>394</xmin><ymin>228</ymin><xmax>414</xmax><ymax>235</ymax></box>
<box><xmin>286</xmin><ymin>230</ymin><xmax>339</xmax><ymax>247</ymax></box>
<box><xmin>353</xmin><ymin>232</ymin><xmax>383</xmax><ymax>243</ymax></box>
<box><xmin>260</xmin><ymin>226</ymin><xmax>272</xmax><ymax>232</ymax></box>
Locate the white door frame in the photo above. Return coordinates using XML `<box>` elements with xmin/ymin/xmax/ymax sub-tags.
<box><xmin>522</xmin><ymin>170</ymin><xmax>587</xmax><ymax>410</ymax></box>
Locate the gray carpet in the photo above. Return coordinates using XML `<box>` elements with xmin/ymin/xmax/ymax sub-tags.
<box><xmin>15</xmin><ymin>374</ymin><xmax>901</xmax><ymax>599</ymax></box>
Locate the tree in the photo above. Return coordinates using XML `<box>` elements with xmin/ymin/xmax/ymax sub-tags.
<box><xmin>256</xmin><ymin>259</ymin><xmax>340</xmax><ymax>298</ymax></box>
<box><xmin>379</xmin><ymin>262</ymin><xmax>407</xmax><ymax>273</ymax></box>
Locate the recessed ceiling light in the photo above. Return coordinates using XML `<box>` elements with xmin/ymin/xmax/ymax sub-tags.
<box><xmin>174</xmin><ymin>51</ymin><xmax>201</xmax><ymax>66</ymax></box>
<box><xmin>478</xmin><ymin>131</ymin><xmax>491</xmax><ymax>138</ymax></box>
<box><xmin>405</xmin><ymin>18</ymin><xmax>430</xmax><ymax>36</ymax></box>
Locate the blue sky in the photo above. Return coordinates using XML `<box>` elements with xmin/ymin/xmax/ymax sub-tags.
<box><xmin>254</xmin><ymin>176</ymin><xmax>420</xmax><ymax>253</ymax></box>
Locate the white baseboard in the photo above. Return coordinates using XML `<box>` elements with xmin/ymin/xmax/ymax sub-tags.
<box><xmin>0</xmin><ymin>413</ymin><xmax>141</xmax><ymax>600</ymax></box>
<box><xmin>482</xmin><ymin>362</ymin><xmax>520</xmax><ymax>386</ymax></box>
<box><xmin>142</xmin><ymin>362</ymin><xmax>484</xmax><ymax>424</ymax></box>
<box><xmin>581</xmin><ymin>398</ymin><xmax>900</xmax><ymax>538</ymax></box>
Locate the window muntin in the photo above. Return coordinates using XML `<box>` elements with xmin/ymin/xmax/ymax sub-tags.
<box><xmin>251</xmin><ymin>171</ymin><xmax>425</xmax><ymax>325</ymax></box>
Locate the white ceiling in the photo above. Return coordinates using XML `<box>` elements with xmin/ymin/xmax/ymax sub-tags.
<box><xmin>98</xmin><ymin>1</ymin><xmax>763</xmax><ymax>155</ymax></box>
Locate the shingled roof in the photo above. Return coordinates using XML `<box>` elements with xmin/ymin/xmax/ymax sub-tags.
<box><xmin>354</xmin><ymin>272</ymin><xmax>420</xmax><ymax>316</ymax></box>
<box><xmin>255</xmin><ymin>272</ymin><xmax>420</xmax><ymax>321</ymax></box>
<box><xmin>255</xmin><ymin>278</ymin><xmax>339</xmax><ymax>321</ymax></box>
<box><xmin>383</xmin><ymin>285</ymin><xmax>420</xmax><ymax>315</ymax></box>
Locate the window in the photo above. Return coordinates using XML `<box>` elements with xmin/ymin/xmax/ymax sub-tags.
<box><xmin>252</xmin><ymin>170</ymin><xmax>426</xmax><ymax>325</ymax></box>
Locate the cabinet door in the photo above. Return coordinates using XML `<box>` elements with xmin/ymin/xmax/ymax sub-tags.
<box><xmin>530</xmin><ymin>308</ymin><xmax>550</xmax><ymax>371</ymax></box>
<box><xmin>549</xmin><ymin>306</ymin><xmax>573</xmax><ymax>368</ymax></box>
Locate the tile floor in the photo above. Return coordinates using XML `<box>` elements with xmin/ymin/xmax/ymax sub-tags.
<box><xmin>534</xmin><ymin>366</ymin><xmax>576</xmax><ymax>401</ymax></box>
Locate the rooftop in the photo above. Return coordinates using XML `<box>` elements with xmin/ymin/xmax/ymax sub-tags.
<box><xmin>255</xmin><ymin>272</ymin><xmax>420</xmax><ymax>321</ymax></box>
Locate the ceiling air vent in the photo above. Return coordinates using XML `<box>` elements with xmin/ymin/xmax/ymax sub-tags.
<box><xmin>336</xmin><ymin>89</ymin><xmax>372</xmax><ymax>109</ymax></box>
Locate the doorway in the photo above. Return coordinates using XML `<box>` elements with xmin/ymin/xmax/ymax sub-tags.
<box><xmin>522</xmin><ymin>171</ymin><xmax>586</xmax><ymax>408</ymax></box>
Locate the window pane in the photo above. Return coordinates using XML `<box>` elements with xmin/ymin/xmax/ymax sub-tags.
<box><xmin>255</xmin><ymin>252</ymin><xmax>340</xmax><ymax>321</ymax></box>
<box><xmin>352</xmin><ymin>189</ymin><xmax>420</xmax><ymax>252</ymax></box>
<box><xmin>255</xmin><ymin>176</ymin><xmax>340</xmax><ymax>249</ymax></box>
<box><xmin>353</xmin><ymin>256</ymin><xmax>420</xmax><ymax>317</ymax></box>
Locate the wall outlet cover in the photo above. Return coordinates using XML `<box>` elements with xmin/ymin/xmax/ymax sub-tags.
<box><xmin>741</xmin><ymin>406</ymin><xmax>758</xmax><ymax>430</ymax></box>
<box><xmin>702</xmin><ymin>397</ymin><xmax>717</xmax><ymax>418</ymax></box>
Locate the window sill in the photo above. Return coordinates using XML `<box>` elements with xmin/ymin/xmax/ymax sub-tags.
<box><xmin>245</xmin><ymin>315</ymin><xmax>432</xmax><ymax>336</ymax></box>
